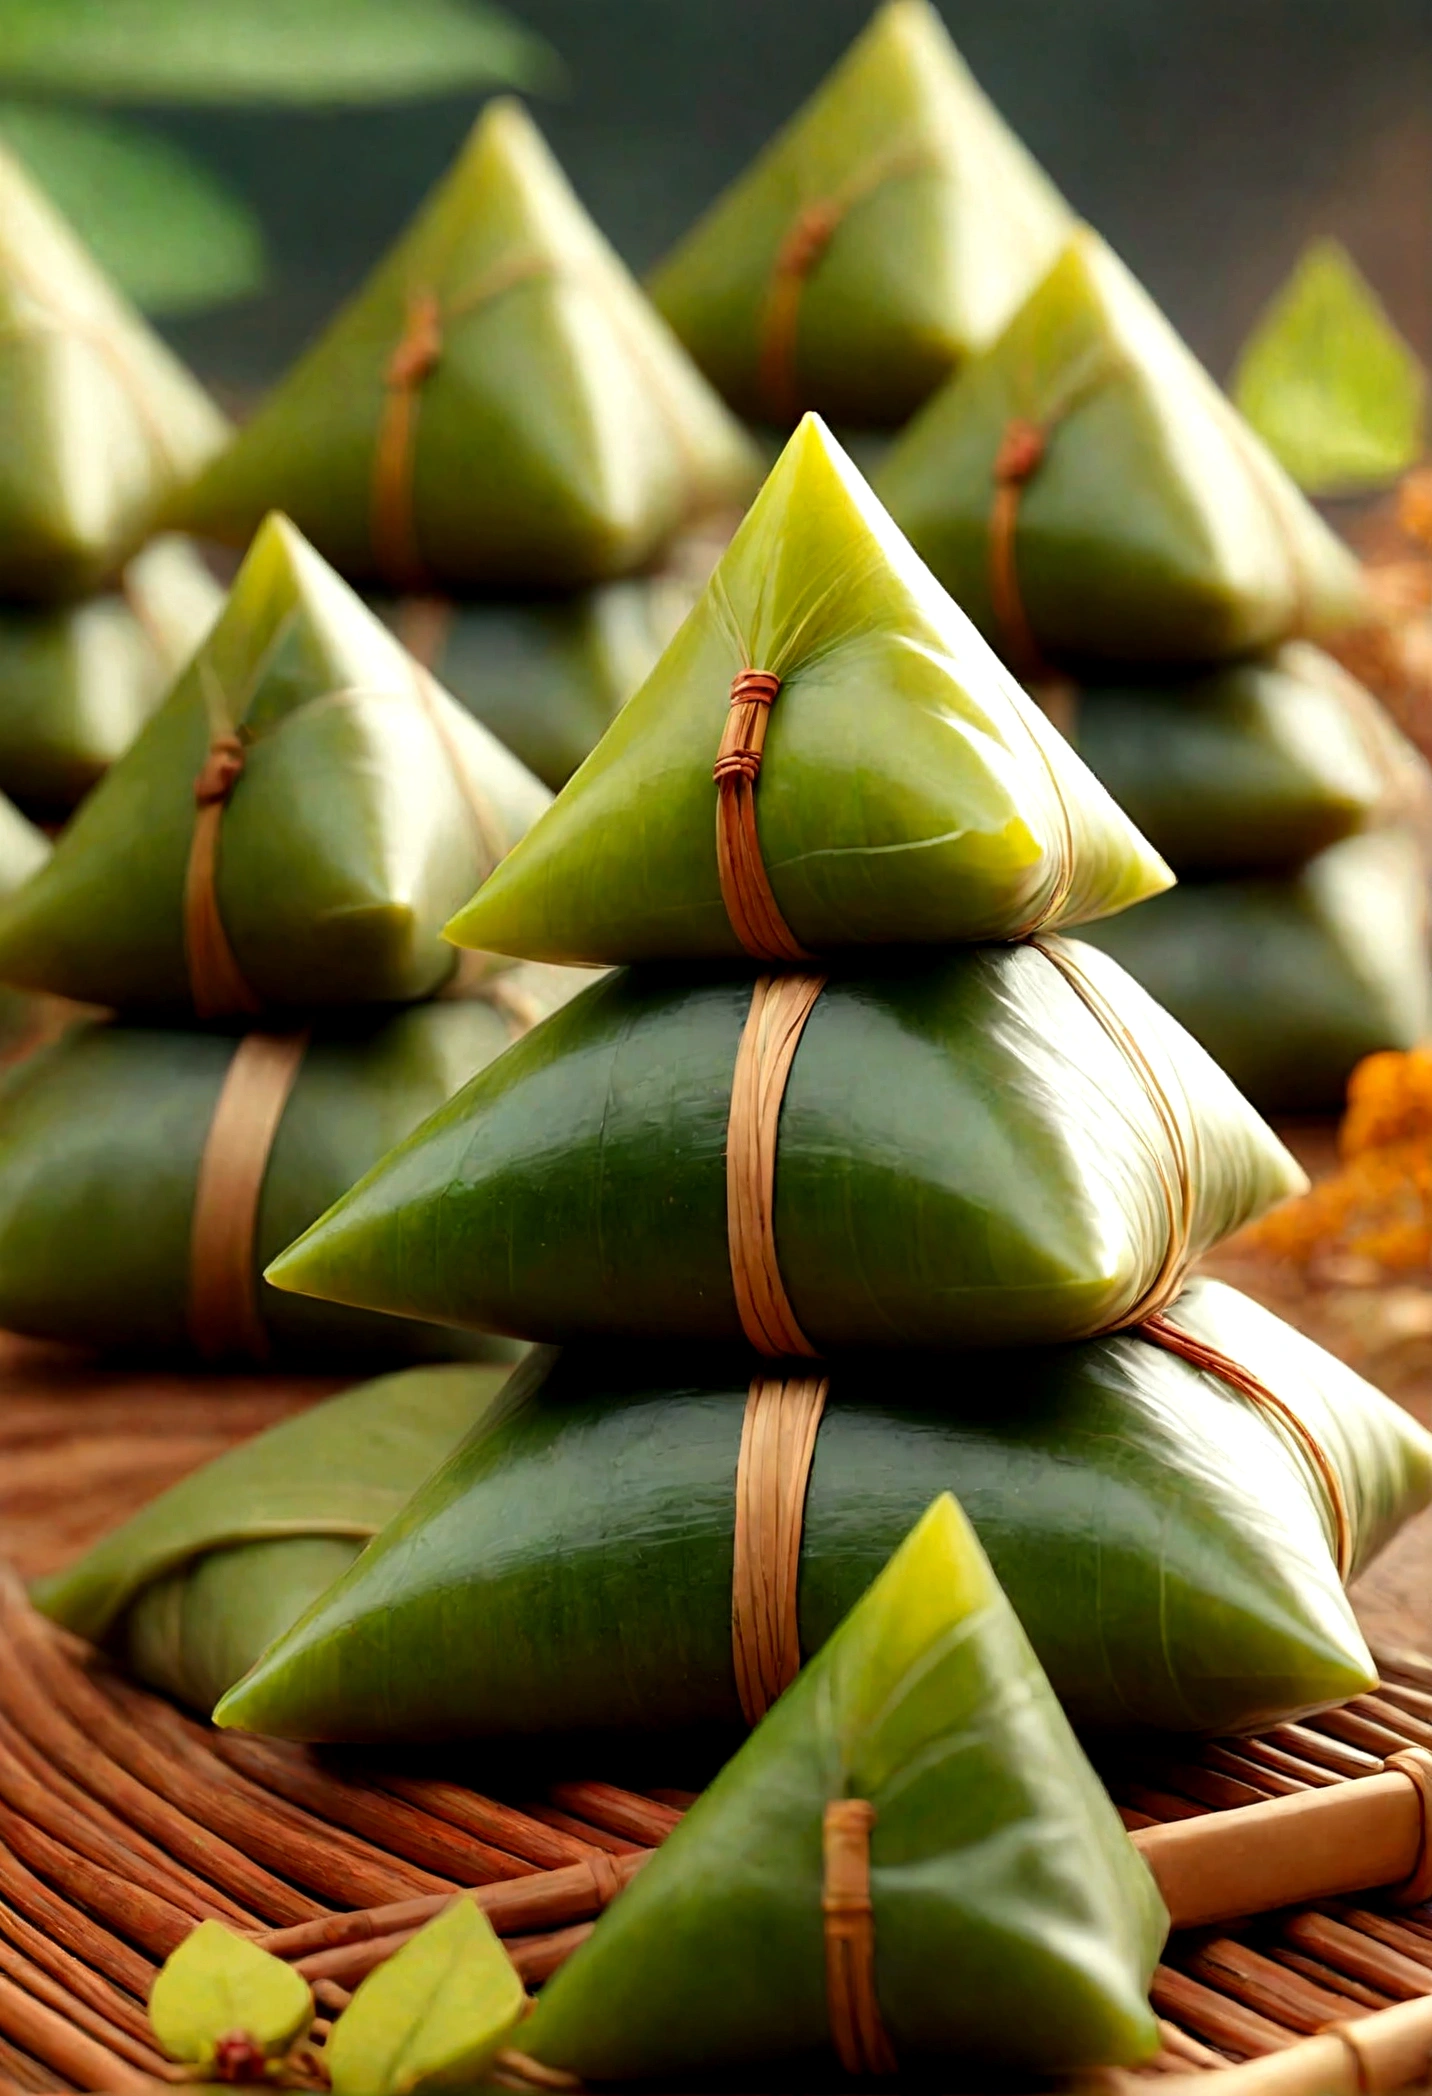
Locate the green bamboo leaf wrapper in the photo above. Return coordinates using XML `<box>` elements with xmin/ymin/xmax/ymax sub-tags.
<box><xmin>326</xmin><ymin>1897</ymin><xmax>526</xmax><ymax>2095</ymax></box>
<box><xmin>522</xmin><ymin>1496</ymin><xmax>1165</xmax><ymax>2081</ymax></box>
<box><xmin>374</xmin><ymin>573</ymin><xmax>690</xmax><ymax>793</ymax></box>
<box><xmin>1068</xmin><ymin>645</ymin><xmax>1425</xmax><ymax>876</ymax></box>
<box><xmin>0</xmin><ymin>536</ymin><xmax>222</xmax><ymax>814</ymax></box>
<box><xmin>446</xmin><ymin>417</ymin><xmax>1172</xmax><ymax>966</ymax></box>
<box><xmin>647</xmin><ymin>0</ymin><xmax>1073</xmax><ymax>429</ymax></box>
<box><xmin>35</xmin><ymin>1363</ymin><xmax>512</xmax><ymax>1714</ymax></box>
<box><xmin>0</xmin><ymin>514</ymin><xmax>551</xmax><ymax>1013</ymax></box>
<box><xmin>1233</xmin><ymin>239</ymin><xmax>1427</xmax><ymax>499</ymax></box>
<box><xmin>216</xmin><ymin>1280</ymin><xmax>1432</xmax><ymax>1745</ymax></box>
<box><xmin>1081</xmin><ymin>831</ymin><xmax>1432</xmax><ymax>1114</ymax></box>
<box><xmin>0</xmin><ymin>794</ymin><xmax>50</xmax><ymax>896</ymax></box>
<box><xmin>266</xmin><ymin>940</ymin><xmax>1302</xmax><ymax>1353</ymax></box>
<box><xmin>0</xmin><ymin>143</ymin><xmax>228</xmax><ymax>600</ymax></box>
<box><xmin>876</xmin><ymin>230</ymin><xmax>1368</xmax><ymax>666</ymax></box>
<box><xmin>169</xmin><ymin>102</ymin><xmax>759</xmax><ymax>591</ymax></box>
<box><xmin>0</xmin><ymin>986</ymin><xmax>575</xmax><ymax>1361</ymax></box>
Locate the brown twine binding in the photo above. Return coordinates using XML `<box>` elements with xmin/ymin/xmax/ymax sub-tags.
<box><xmin>188</xmin><ymin>1030</ymin><xmax>310</xmax><ymax>1363</ymax></box>
<box><xmin>990</xmin><ymin>419</ymin><xmax>1054</xmax><ymax>685</ymax></box>
<box><xmin>373</xmin><ymin>291</ymin><xmax>445</xmax><ymax>591</ymax></box>
<box><xmin>185</xmin><ymin>734</ymin><xmax>263</xmax><ymax>1020</ymax></box>
<box><xmin>731</xmin><ymin>1372</ymin><xmax>829</xmax><ymax>1725</ymax></box>
<box><xmin>823</xmin><ymin>1799</ymin><xmax>897</xmax><ymax>2077</ymax></box>
<box><xmin>1141</xmin><ymin>1312</ymin><xmax>1354</xmax><ymax>1584</ymax></box>
<box><xmin>727</xmin><ymin>971</ymin><xmax>826</xmax><ymax>1356</ymax></box>
<box><xmin>714</xmin><ymin>669</ymin><xmax>813</xmax><ymax>963</ymax></box>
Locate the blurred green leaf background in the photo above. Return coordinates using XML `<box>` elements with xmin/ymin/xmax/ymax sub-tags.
<box><xmin>0</xmin><ymin>0</ymin><xmax>560</xmax><ymax>315</ymax></box>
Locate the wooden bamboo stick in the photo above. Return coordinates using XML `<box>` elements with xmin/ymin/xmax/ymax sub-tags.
<box><xmin>507</xmin><ymin>1924</ymin><xmax>595</xmax><ymax>1986</ymax></box>
<box><xmin>1280</xmin><ymin>1913</ymin><xmax>1432</xmax><ymax>2000</ymax></box>
<box><xmin>1115</xmin><ymin>1993</ymin><xmax>1432</xmax><ymax>2096</ymax></box>
<box><xmin>522</xmin><ymin>1804</ymin><xmax>640</xmax><ymax>1857</ymax></box>
<box><xmin>0</xmin><ymin>1937</ymin><xmax>168</xmax><ymax>2076</ymax></box>
<box><xmin>1181</xmin><ymin>1938</ymin><xmax>1360</xmax><ymax>2034</ymax></box>
<box><xmin>1150</xmin><ymin>1966</ymin><xmax>1297</xmax><ymax>2058</ymax></box>
<box><xmin>369</xmin><ymin>1773</ymin><xmax>598</xmax><ymax>1871</ymax></box>
<box><xmin>1132</xmin><ymin>1762</ymin><xmax>1428</xmax><ymax>1928</ymax></box>
<box><xmin>1268</xmin><ymin>1947</ymin><xmax>1391</xmax><ymax>2014</ymax></box>
<box><xmin>0</xmin><ymin>1974</ymin><xmax>158</xmax><ymax>2095</ymax></box>
<box><xmin>0</xmin><ymin>1790</ymin><xmax>192</xmax><ymax>1959</ymax></box>
<box><xmin>0</xmin><ymin>1897</ymin><xmax>154</xmax><ymax>2048</ymax></box>
<box><xmin>545</xmin><ymin>1782</ymin><xmax>683</xmax><ymax>1846</ymax></box>
<box><xmin>0</xmin><ymin>1836</ymin><xmax>155</xmax><ymax>2001</ymax></box>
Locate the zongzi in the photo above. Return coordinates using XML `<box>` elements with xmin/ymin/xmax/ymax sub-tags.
<box><xmin>876</xmin><ymin>229</ymin><xmax>1367</xmax><ymax>668</ymax></box>
<box><xmin>446</xmin><ymin>415</ymin><xmax>1172</xmax><ymax>968</ymax></box>
<box><xmin>266</xmin><ymin>938</ymin><xmax>1302</xmax><ymax>1353</ymax></box>
<box><xmin>647</xmin><ymin>0</ymin><xmax>1073</xmax><ymax>429</ymax></box>
<box><xmin>0</xmin><ymin>513</ymin><xmax>551</xmax><ymax>1015</ymax></box>
<box><xmin>217</xmin><ymin>1280</ymin><xmax>1430</xmax><ymax>1744</ymax></box>
<box><xmin>518</xmin><ymin>1496</ymin><xmax>1166</xmax><ymax>2082</ymax></box>
<box><xmin>0</xmin><ymin>981</ymin><xmax>573</xmax><ymax>1361</ymax></box>
<box><xmin>169</xmin><ymin>101</ymin><xmax>759</xmax><ymax>591</ymax></box>
<box><xmin>35</xmin><ymin>1363</ymin><xmax>514</xmax><ymax>1714</ymax></box>
<box><xmin>1081</xmin><ymin>830</ymin><xmax>1432</xmax><ymax>1113</ymax></box>
<box><xmin>0</xmin><ymin>144</ymin><xmax>228</xmax><ymax>600</ymax></box>
<box><xmin>0</xmin><ymin>536</ymin><xmax>222</xmax><ymax>813</ymax></box>
<box><xmin>1066</xmin><ymin>645</ymin><xmax>1425</xmax><ymax>876</ymax></box>
<box><xmin>376</xmin><ymin>573</ymin><xmax>688</xmax><ymax>794</ymax></box>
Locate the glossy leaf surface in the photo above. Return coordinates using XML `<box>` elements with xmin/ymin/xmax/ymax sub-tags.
<box><xmin>267</xmin><ymin>940</ymin><xmax>1301</xmax><ymax>1352</ymax></box>
<box><xmin>1233</xmin><ymin>240</ymin><xmax>1426</xmax><ymax>497</ymax></box>
<box><xmin>219</xmin><ymin>1281</ymin><xmax>1432</xmax><ymax>1742</ymax></box>
<box><xmin>524</xmin><ymin>1496</ymin><xmax>1165</xmax><ymax>2080</ymax></box>
<box><xmin>447</xmin><ymin>417</ymin><xmax>1171</xmax><ymax>966</ymax></box>
<box><xmin>877</xmin><ymin>230</ymin><xmax>1367</xmax><ymax>666</ymax></box>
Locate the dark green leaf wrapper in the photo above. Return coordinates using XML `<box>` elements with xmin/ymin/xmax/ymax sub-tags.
<box><xmin>0</xmin><ymin>514</ymin><xmax>551</xmax><ymax>1013</ymax></box>
<box><xmin>523</xmin><ymin>1498</ymin><xmax>1167</xmax><ymax>2082</ymax></box>
<box><xmin>0</xmin><ymin>989</ymin><xmax>571</xmax><ymax>1361</ymax></box>
<box><xmin>0</xmin><ymin>143</ymin><xmax>228</xmax><ymax>598</ymax></box>
<box><xmin>267</xmin><ymin>939</ymin><xmax>1302</xmax><ymax>1352</ymax></box>
<box><xmin>216</xmin><ymin>1280</ymin><xmax>1432</xmax><ymax>1745</ymax></box>
<box><xmin>877</xmin><ymin>230</ymin><xmax>1367</xmax><ymax>665</ymax></box>
<box><xmin>35</xmin><ymin>1364</ymin><xmax>514</xmax><ymax>1713</ymax></box>
<box><xmin>0</xmin><ymin>537</ymin><xmax>222</xmax><ymax>813</ymax></box>
<box><xmin>1067</xmin><ymin>645</ymin><xmax>1424</xmax><ymax>876</ymax></box>
<box><xmin>1081</xmin><ymin>831</ymin><xmax>1432</xmax><ymax>1113</ymax></box>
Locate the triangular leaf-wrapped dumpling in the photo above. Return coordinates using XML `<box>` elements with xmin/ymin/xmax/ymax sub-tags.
<box><xmin>0</xmin><ymin>536</ymin><xmax>222</xmax><ymax>813</ymax></box>
<box><xmin>0</xmin><ymin>793</ymin><xmax>50</xmax><ymax>897</ymax></box>
<box><xmin>1081</xmin><ymin>831</ymin><xmax>1432</xmax><ymax>1114</ymax></box>
<box><xmin>170</xmin><ymin>102</ymin><xmax>759</xmax><ymax>592</ymax></box>
<box><xmin>266</xmin><ymin>940</ymin><xmax>1302</xmax><ymax>1352</ymax></box>
<box><xmin>34</xmin><ymin>1363</ymin><xmax>512</xmax><ymax>1714</ymax></box>
<box><xmin>448</xmin><ymin>417</ymin><xmax>1171</xmax><ymax>967</ymax></box>
<box><xmin>0</xmin><ymin>144</ymin><xmax>228</xmax><ymax>600</ymax></box>
<box><xmin>0</xmin><ymin>513</ymin><xmax>551</xmax><ymax>1013</ymax></box>
<box><xmin>877</xmin><ymin>230</ymin><xmax>1368</xmax><ymax>666</ymax></box>
<box><xmin>1069</xmin><ymin>644</ymin><xmax>1425</xmax><ymax>875</ymax></box>
<box><xmin>518</xmin><ymin>1497</ymin><xmax>1165</xmax><ymax>2081</ymax></box>
<box><xmin>647</xmin><ymin>0</ymin><xmax>1073</xmax><ymax>429</ymax></box>
<box><xmin>214</xmin><ymin>1281</ymin><xmax>1431</xmax><ymax>1745</ymax></box>
<box><xmin>0</xmin><ymin>985</ymin><xmax>572</xmax><ymax>1360</ymax></box>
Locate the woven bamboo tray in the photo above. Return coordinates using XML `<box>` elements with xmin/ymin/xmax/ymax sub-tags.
<box><xmin>7</xmin><ymin>1306</ymin><xmax>1432</xmax><ymax>2094</ymax></box>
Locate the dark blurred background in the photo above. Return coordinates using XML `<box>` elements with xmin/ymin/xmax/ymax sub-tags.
<box><xmin>146</xmin><ymin>0</ymin><xmax>1432</xmax><ymax>399</ymax></box>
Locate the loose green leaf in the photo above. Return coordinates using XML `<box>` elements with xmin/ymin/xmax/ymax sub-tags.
<box><xmin>1233</xmin><ymin>237</ymin><xmax>1427</xmax><ymax>496</ymax></box>
<box><xmin>149</xmin><ymin>1921</ymin><xmax>313</xmax><ymax>2067</ymax></box>
<box><xmin>0</xmin><ymin>0</ymin><xmax>561</xmax><ymax>104</ymax></box>
<box><xmin>325</xmin><ymin>1898</ymin><xmax>526</xmax><ymax>2095</ymax></box>
<box><xmin>0</xmin><ymin>103</ymin><xmax>265</xmax><ymax>314</ymax></box>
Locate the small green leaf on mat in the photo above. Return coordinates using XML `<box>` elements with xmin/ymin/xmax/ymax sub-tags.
<box><xmin>1233</xmin><ymin>237</ymin><xmax>1426</xmax><ymax>496</ymax></box>
<box><xmin>0</xmin><ymin>0</ymin><xmax>562</xmax><ymax>105</ymax></box>
<box><xmin>326</xmin><ymin>1897</ymin><xmax>527</xmax><ymax>2095</ymax></box>
<box><xmin>149</xmin><ymin>1921</ymin><xmax>313</xmax><ymax>2067</ymax></box>
<box><xmin>0</xmin><ymin>103</ymin><xmax>266</xmax><ymax>314</ymax></box>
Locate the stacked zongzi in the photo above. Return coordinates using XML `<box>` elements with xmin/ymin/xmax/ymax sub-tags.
<box><xmin>0</xmin><ymin>147</ymin><xmax>228</xmax><ymax>808</ymax></box>
<box><xmin>876</xmin><ymin>230</ymin><xmax>1427</xmax><ymax>1109</ymax></box>
<box><xmin>0</xmin><ymin>511</ymin><xmax>584</xmax><ymax>1360</ymax></box>
<box><xmin>228</xmin><ymin>419</ymin><xmax>1430</xmax><ymax>1764</ymax></box>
